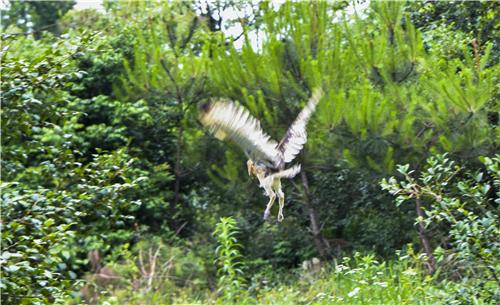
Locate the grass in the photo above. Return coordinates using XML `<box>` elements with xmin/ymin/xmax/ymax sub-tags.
<box><xmin>87</xmin><ymin>248</ymin><xmax>473</xmax><ymax>305</ymax></box>
<box><xmin>249</xmin><ymin>253</ymin><xmax>444</xmax><ymax>305</ymax></box>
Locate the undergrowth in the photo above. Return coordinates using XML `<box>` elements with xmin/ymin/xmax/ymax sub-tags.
<box><xmin>87</xmin><ymin>243</ymin><xmax>479</xmax><ymax>305</ymax></box>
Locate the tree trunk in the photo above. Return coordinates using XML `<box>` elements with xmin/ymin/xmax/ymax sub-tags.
<box><xmin>415</xmin><ymin>198</ymin><xmax>437</xmax><ymax>273</ymax></box>
<box><xmin>300</xmin><ymin>171</ymin><xmax>330</xmax><ymax>258</ymax></box>
<box><xmin>173</xmin><ymin>124</ymin><xmax>183</xmax><ymax>212</ymax></box>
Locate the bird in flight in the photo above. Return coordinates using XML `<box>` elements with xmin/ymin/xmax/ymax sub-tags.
<box><xmin>200</xmin><ymin>88</ymin><xmax>323</xmax><ymax>222</ymax></box>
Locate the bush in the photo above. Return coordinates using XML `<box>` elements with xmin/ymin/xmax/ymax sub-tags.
<box><xmin>382</xmin><ymin>154</ymin><xmax>500</xmax><ymax>303</ymax></box>
<box><xmin>0</xmin><ymin>30</ymin><xmax>146</xmax><ymax>304</ymax></box>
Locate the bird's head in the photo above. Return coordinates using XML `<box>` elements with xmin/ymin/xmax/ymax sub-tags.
<box><xmin>198</xmin><ymin>99</ymin><xmax>212</xmax><ymax>114</ymax></box>
<box><xmin>198</xmin><ymin>99</ymin><xmax>215</xmax><ymax>126</ymax></box>
<box><xmin>247</xmin><ymin>159</ymin><xmax>266</xmax><ymax>178</ymax></box>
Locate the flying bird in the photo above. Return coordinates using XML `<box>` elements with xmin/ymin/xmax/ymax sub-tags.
<box><xmin>200</xmin><ymin>88</ymin><xmax>323</xmax><ymax>222</ymax></box>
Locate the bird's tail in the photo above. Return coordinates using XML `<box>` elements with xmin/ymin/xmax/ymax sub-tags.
<box><xmin>272</xmin><ymin>164</ymin><xmax>301</xmax><ymax>179</ymax></box>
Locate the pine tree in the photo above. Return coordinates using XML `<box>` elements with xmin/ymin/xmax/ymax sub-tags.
<box><xmin>207</xmin><ymin>0</ymin><xmax>498</xmax><ymax>258</ymax></box>
<box><xmin>116</xmin><ymin>1</ymin><xmax>210</xmax><ymax>223</ymax></box>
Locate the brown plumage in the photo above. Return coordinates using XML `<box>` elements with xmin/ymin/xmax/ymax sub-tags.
<box><xmin>200</xmin><ymin>88</ymin><xmax>323</xmax><ymax>221</ymax></box>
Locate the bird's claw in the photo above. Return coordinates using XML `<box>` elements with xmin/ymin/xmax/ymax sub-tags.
<box><xmin>277</xmin><ymin>213</ymin><xmax>284</xmax><ymax>222</ymax></box>
<box><xmin>263</xmin><ymin>211</ymin><xmax>284</xmax><ymax>222</ymax></box>
<box><xmin>263</xmin><ymin>210</ymin><xmax>270</xmax><ymax>220</ymax></box>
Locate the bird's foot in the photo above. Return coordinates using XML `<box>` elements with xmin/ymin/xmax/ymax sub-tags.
<box><xmin>277</xmin><ymin>212</ymin><xmax>284</xmax><ymax>222</ymax></box>
<box><xmin>263</xmin><ymin>209</ymin><xmax>271</xmax><ymax>221</ymax></box>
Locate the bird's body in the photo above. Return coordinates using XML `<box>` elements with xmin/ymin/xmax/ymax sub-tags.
<box><xmin>200</xmin><ymin>89</ymin><xmax>323</xmax><ymax>221</ymax></box>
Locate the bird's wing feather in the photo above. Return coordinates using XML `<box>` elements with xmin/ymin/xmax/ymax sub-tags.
<box><xmin>200</xmin><ymin>100</ymin><xmax>281</xmax><ymax>166</ymax></box>
<box><xmin>270</xmin><ymin>164</ymin><xmax>301</xmax><ymax>179</ymax></box>
<box><xmin>277</xmin><ymin>88</ymin><xmax>323</xmax><ymax>163</ymax></box>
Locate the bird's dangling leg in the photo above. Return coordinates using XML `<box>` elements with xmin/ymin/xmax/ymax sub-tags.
<box><xmin>263</xmin><ymin>187</ymin><xmax>276</xmax><ymax>221</ymax></box>
<box><xmin>270</xmin><ymin>177</ymin><xmax>285</xmax><ymax>222</ymax></box>
<box><xmin>276</xmin><ymin>186</ymin><xmax>285</xmax><ymax>222</ymax></box>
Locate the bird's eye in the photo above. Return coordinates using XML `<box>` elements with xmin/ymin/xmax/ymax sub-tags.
<box><xmin>199</xmin><ymin>102</ymin><xmax>211</xmax><ymax>113</ymax></box>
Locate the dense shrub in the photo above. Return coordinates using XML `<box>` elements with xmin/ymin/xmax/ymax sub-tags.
<box><xmin>382</xmin><ymin>154</ymin><xmax>500</xmax><ymax>303</ymax></box>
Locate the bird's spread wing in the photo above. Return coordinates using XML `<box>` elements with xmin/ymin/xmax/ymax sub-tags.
<box><xmin>200</xmin><ymin>100</ymin><xmax>281</xmax><ymax>166</ymax></box>
<box><xmin>277</xmin><ymin>88</ymin><xmax>323</xmax><ymax>163</ymax></box>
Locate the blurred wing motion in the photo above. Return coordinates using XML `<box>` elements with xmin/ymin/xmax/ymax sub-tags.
<box><xmin>200</xmin><ymin>89</ymin><xmax>323</xmax><ymax>222</ymax></box>
<box><xmin>277</xmin><ymin>88</ymin><xmax>323</xmax><ymax>163</ymax></box>
<box><xmin>269</xmin><ymin>164</ymin><xmax>301</xmax><ymax>179</ymax></box>
<box><xmin>199</xmin><ymin>100</ymin><xmax>281</xmax><ymax>167</ymax></box>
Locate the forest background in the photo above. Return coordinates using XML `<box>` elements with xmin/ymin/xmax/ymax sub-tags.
<box><xmin>1</xmin><ymin>0</ymin><xmax>499</xmax><ymax>304</ymax></box>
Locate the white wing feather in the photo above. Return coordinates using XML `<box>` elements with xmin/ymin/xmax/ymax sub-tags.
<box><xmin>277</xmin><ymin>88</ymin><xmax>323</xmax><ymax>163</ymax></box>
<box><xmin>200</xmin><ymin>100</ymin><xmax>281</xmax><ymax>167</ymax></box>
<box><xmin>270</xmin><ymin>164</ymin><xmax>301</xmax><ymax>179</ymax></box>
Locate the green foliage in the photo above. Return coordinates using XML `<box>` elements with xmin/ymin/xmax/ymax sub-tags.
<box><xmin>208</xmin><ymin>0</ymin><xmax>497</xmax><ymax>177</ymax></box>
<box><xmin>1</xmin><ymin>32</ymin><xmax>89</xmax><ymax>158</ymax></box>
<box><xmin>408</xmin><ymin>0</ymin><xmax>499</xmax><ymax>64</ymax></box>
<box><xmin>1</xmin><ymin>148</ymin><xmax>144</xmax><ymax>304</ymax></box>
<box><xmin>97</xmin><ymin>249</ymin><xmax>472</xmax><ymax>305</ymax></box>
<box><xmin>117</xmin><ymin>1</ymin><xmax>209</xmax><ymax>103</ymax></box>
<box><xmin>74</xmin><ymin>237</ymin><xmax>211</xmax><ymax>305</ymax></box>
<box><xmin>2</xmin><ymin>1</ymin><xmax>499</xmax><ymax>303</ymax></box>
<box><xmin>113</xmin><ymin>1</ymin><xmax>214</xmax><ymax>232</ymax></box>
<box><xmin>1</xmin><ymin>182</ymin><xmax>75</xmax><ymax>304</ymax></box>
<box><xmin>206</xmin><ymin>0</ymin><xmax>496</xmax><ymax>264</ymax></box>
<box><xmin>1</xmin><ymin>0</ymin><xmax>75</xmax><ymax>37</ymax></box>
<box><xmin>382</xmin><ymin>154</ymin><xmax>500</xmax><ymax>303</ymax></box>
<box><xmin>311</xmin><ymin>163</ymin><xmax>416</xmax><ymax>256</ymax></box>
<box><xmin>1</xmin><ymin>22</ymin><xmax>147</xmax><ymax>304</ymax></box>
<box><xmin>253</xmin><ymin>249</ymin><xmax>445</xmax><ymax>305</ymax></box>
<box><xmin>214</xmin><ymin>217</ymin><xmax>247</xmax><ymax>303</ymax></box>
